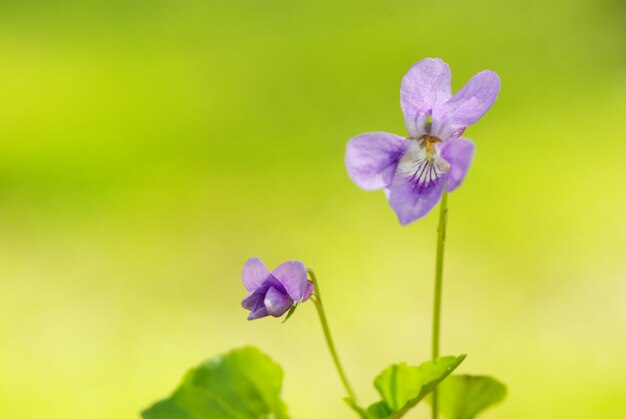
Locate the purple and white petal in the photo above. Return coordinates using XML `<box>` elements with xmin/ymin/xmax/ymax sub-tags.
<box><xmin>388</xmin><ymin>142</ymin><xmax>448</xmax><ymax>225</ymax></box>
<box><xmin>388</xmin><ymin>174</ymin><xmax>446</xmax><ymax>225</ymax></box>
<box><xmin>439</xmin><ymin>138</ymin><xmax>475</xmax><ymax>192</ymax></box>
<box><xmin>242</xmin><ymin>257</ymin><xmax>270</xmax><ymax>292</ymax></box>
<box><xmin>271</xmin><ymin>260</ymin><xmax>309</xmax><ymax>302</ymax></box>
<box><xmin>431</xmin><ymin>70</ymin><xmax>500</xmax><ymax>140</ymax></box>
<box><xmin>346</xmin><ymin>132</ymin><xmax>409</xmax><ymax>190</ymax></box>
<box><xmin>401</xmin><ymin>58</ymin><xmax>452</xmax><ymax>138</ymax></box>
<box><xmin>264</xmin><ymin>287</ymin><xmax>293</xmax><ymax>317</ymax></box>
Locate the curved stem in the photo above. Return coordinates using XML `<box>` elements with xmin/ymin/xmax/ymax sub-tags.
<box><xmin>308</xmin><ymin>268</ymin><xmax>358</xmax><ymax>402</ymax></box>
<box><xmin>431</xmin><ymin>189</ymin><xmax>448</xmax><ymax>419</ymax></box>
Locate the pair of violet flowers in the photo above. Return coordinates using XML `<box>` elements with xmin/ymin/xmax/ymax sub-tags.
<box><xmin>243</xmin><ymin>58</ymin><xmax>500</xmax><ymax>322</ymax></box>
<box><xmin>237</xmin><ymin>58</ymin><xmax>504</xmax><ymax>419</ymax></box>
<box><xmin>144</xmin><ymin>58</ymin><xmax>505</xmax><ymax>419</ymax></box>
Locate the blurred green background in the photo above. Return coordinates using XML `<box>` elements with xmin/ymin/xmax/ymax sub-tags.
<box><xmin>1</xmin><ymin>0</ymin><xmax>625</xmax><ymax>418</ymax></box>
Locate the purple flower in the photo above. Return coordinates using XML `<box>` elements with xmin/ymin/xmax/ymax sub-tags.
<box><xmin>241</xmin><ymin>257</ymin><xmax>314</xmax><ymax>320</ymax></box>
<box><xmin>345</xmin><ymin>58</ymin><xmax>500</xmax><ymax>225</ymax></box>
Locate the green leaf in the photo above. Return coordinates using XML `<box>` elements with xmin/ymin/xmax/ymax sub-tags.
<box><xmin>367</xmin><ymin>355</ymin><xmax>466</xmax><ymax>419</ymax></box>
<box><xmin>141</xmin><ymin>400</ymin><xmax>192</xmax><ymax>419</ymax></box>
<box><xmin>281</xmin><ymin>304</ymin><xmax>298</xmax><ymax>324</ymax></box>
<box><xmin>366</xmin><ymin>401</ymin><xmax>393</xmax><ymax>418</ymax></box>
<box><xmin>142</xmin><ymin>346</ymin><xmax>289</xmax><ymax>419</ymax></box>
<box><xmin>434</xmin><ymin>375</ymin><xmax>507</xmax><ymax>419</ymax></box>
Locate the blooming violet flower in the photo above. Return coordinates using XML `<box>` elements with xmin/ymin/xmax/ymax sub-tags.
<box><xmin>242</xmin><ymin>257</ymin><xmax>314</xmax><ymax>320</ymax></box>
<box><xmin>345</xmin><ymin>58</ymin><xmax>500</xmax><ymax>225</ymax></box>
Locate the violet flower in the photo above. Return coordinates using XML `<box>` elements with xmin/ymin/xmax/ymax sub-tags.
<box><xmin>241</xmin><ymin>257</ymin><xmax>314</xmax><ymax>320</ymax></box>
<box><xmin>345</xmin><ymin>58</ymin><xmax>500</xmax><ymax>225</ymax></box>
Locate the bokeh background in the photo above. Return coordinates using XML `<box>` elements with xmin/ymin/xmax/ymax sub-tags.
<box><xmin>1</xmin><ymin>0</ymin><xmax>625</xmax><ymax>418</ymax></box>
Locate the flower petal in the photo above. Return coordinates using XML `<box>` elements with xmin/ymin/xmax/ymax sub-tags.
<box><xmin>388</xmin><ymin>142</ymin><xmax>448</xmax><ymax>224</ymax></box>
<box><xmin>264</xmin><ymin>287</ymin><xmax>293</xmax><ymax>317</ymax></box>
<box><xmin>242</xmin><ymin>287</ymin><xmax>266</xmax><ymax>310</ymax></box>
<box><xmin>439</xmin><ymin>137</ymin><xmax>475</xmax><ymax>192</ymax></box>
<box><xmin>271</xmin><ymin>261</ymin><xmax>309</xmax><ymax>302</ymax></box>
<box><xmin>242</xmin><ymin>257</ymin><xmax>271</xmax><ymax>292</ymax></box>
<box><xmin>302</xmin><ymin>281</ymin><xmax>314</xmax><ymax>301</ymax></box>
<box><xmin>248</xmin><ymin>305</ymin><xmax>269</xmax><ymax>320</ymax></box>
<box><xmin>388</xmin><ymin>174</ymin><xmax>446</xmax><ymax>225</ymax></box>
<box><xmin>401</xmin><ymin>58</ymin><xmax>452</xmax><ymax>138</ymax></box>
<box><xmin>245</xmin><ymin>286</ymin><xmax>271</xmax><ymax>320</ymax></box>
<box><xmin>431</xmin><ymin>70</ymin><xmax>500</xmax><ymax>139</ymax></box>
<box><xmin>346</xmin><ymin>132</ymin><xmax>409</xmax><ymax>190</ymax></box>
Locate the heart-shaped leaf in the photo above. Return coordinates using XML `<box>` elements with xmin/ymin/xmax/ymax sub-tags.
<box><xmin>142</xmin><ymin>346</ymin><xmax>289</xmax><ymax>419</ymax></box>
<box><xmin>353</xmin><ymin>355</ymin><xmax>465</xmax><ymax>419</ymax></box>
<box><xmin>433</xmin><ymin>374</ymin><xmax>507</xmax><ymax>419</ymax></box>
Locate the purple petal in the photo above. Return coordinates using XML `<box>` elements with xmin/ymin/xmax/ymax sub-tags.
<box><xmin>245</xmin><ymin>285</ymin><xmax>271</xmax><ymax>320</ymax></box>
<box><xmin>271</xmin><ymin>261</ymin><xmax>308</xmax><ymax>302</ymax></box>
<box><xmin>302</xmin><ymin>281</ymin><xmax>314</xmax><ymax>301</ymax></box>
<box><xmin>264</xmin><ymin>287</ymin><xmax>293</xmax><ymax>317</ymax></box>
<box><xmin>439</xmin><ymin>138</ymin><xmax>475</xmax><ymax>192</ymax></box>
<box><xmin>242</xmin><ymin>257</ymin><xmax>271</xmax><ymax>292</ymax></box>
<box><xmin>388</xmin><ymin>144</ymin><xmax>447</xmax><ymax>225</ymax></box>
<box><xmin>346</xmin><ymin>132</ymin><xmax>409</xmax><ymax>190</ymax></box>
<box><xmin>248</xmin><ymin>305</ymin><xmax>269</xmax><ymax>320</ymax></box>
<box><xmin>242</xmin><ymin>287</ymin><xmax>265</xmax><ymax>311</ymax></box>
<box><xmin>401</xmin><ymin>58</ymin><xmax>452</xmax><ymax>138</ymax></box>
<box><xmin>431</xmin><ymin>70</ymin><xmax>500</xmax><ymax>139</ymax></box>
<box><xmin>388</xmin><ymin>175</ymin><xmax>446</xmax><ymax>225</ymax></box>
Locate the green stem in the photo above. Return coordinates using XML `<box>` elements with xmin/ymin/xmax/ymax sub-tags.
<box><xmin>431</xmin><ymin>188</ymin><xmax>448</xmax><ymax>419</ymax></box>
<box><xmin>308</xmin><ymin>268</ymin><xmax>358</xmax><ymax>402</ymax></box>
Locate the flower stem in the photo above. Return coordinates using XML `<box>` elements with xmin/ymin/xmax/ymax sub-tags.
<box><xmin>431</xmin><ymin>188</ymin><xmax>448</xmax><ymax>419</ymax></box>
<box><xmin>308</xmin><ymin>268</ymin><xmax>358</xmax><ymax>402</ymax></box>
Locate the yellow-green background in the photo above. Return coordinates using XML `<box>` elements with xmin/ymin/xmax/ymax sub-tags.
<box><xmin>1</xmin><ymin>0</ymin><xmax>625</xmax><ymax>418</ymax></box>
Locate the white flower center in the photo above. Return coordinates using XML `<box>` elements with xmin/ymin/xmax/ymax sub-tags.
<box><xmin>397</xmin><ymin>137</ymin><xmax>449</xmax><ymax>192</ymax></box>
